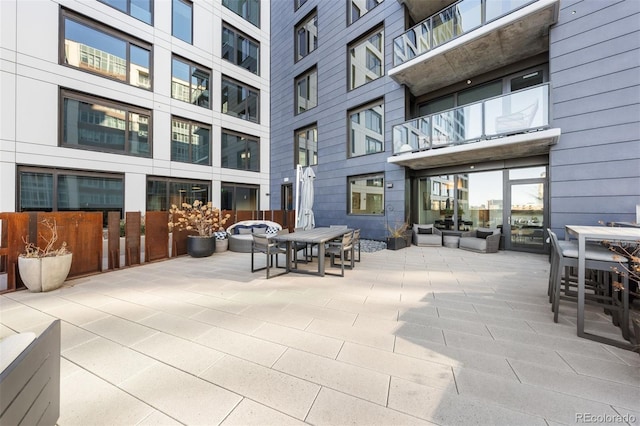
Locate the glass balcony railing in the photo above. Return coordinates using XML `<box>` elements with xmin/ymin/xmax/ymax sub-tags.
<box><xmin>392</xmin><ymin>83</ymin><xmax>549</xmax><ymax>155</ymax></box>
<box><xmin>393</xmin><ymin>0</ymin><xmax>533</xmax><ymax>67</ymax></box>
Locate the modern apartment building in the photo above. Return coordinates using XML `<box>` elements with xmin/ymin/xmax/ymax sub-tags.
<box><xmin>270</xmin><ymin>0</ymin><xmax>640</xmax><ymax>252</ymax></box>
<box><xmin>1</xmin><ymin>0</ymin><xmax>270</xmax><ymax>223</ymax></box>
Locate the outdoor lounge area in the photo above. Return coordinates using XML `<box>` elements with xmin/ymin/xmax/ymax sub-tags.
<box><xmin>1</xmin><ymin>245</ymin><xmax>638</xmax><ymax>425</ymax></box>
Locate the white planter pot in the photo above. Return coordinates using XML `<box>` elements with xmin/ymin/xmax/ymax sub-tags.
<box><xmin>18</xmin><ymin>253</ymin><xmax>73</xmax><ymax>292</ymax></box>
<box><xmin>216</xmin><ymin>238</ymin><xmax>229</xmax><ymax>252</ymax></box>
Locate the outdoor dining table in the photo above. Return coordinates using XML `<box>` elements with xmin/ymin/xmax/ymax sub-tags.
<box><xmin>271</xmin><ymin>227</ymin><xmax>352</xmax><ymax>277</ymax></box>
<box><xmin>565</xmin><ymin>225</ymin><xmax>640</xmax><ymax>349</ymax></box>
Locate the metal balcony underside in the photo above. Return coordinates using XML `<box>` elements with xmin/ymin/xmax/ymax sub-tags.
<box><xmin>389</xmin><ymin>0</ymin><xmax>559</xmax><ymax>96</ymax></box>
<box><xmin>387</xmin><ymin>128</ymin><xmax>560</xmax><ymax>170</ymax></box>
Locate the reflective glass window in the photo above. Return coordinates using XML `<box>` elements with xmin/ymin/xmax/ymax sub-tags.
<box><xmin>171</xmin><ymin>117</ymin><xmax>211</xmax><ymax>165</ymax></box>
<box><xmin>221</xmin><ymin>131</ymin><xmax>260</xmax><ymax>171</ymax></box>
<box><xmin>221</xmin><ymin>77</ymin><xmax>259</xmax><ymax>123</ymax></box>
<box><xmin>295</xmin><ymin>11</ymin><xmax>317</xmax><ymax>61</ymax></box>
<box><xmin>222</xmin><ymin>25</ymin><xmax>259</xmax><ymax>74</ymax></box>
<box><xmin>171</xmin><ymin>56</ymin><xmax>210</xmax><ymax>108</ymax></box>
<box><xmin>295</xmin><ymin>68</ymin><xmax>317</xmax><ymax>114</ymax></box>
<box><xmin>349</xmin><ymin>27</ymin><xmax>383</xmax><ymax>90</ymax></box>
<box><xmin>222</xmin><ymin>0</ymin><xmax>260</xmax><ymax>27</ymax></box>
<box><xmin>147</xmin><ymin>177</ymin><xmax>210</xmax><ymax>211</ymax></box>
<box><xmin>349</xmin><ymin>0</ymin><xmax>383</xmax><ymax>24</ymax></box>
<box><xmin>172</xmin><ymin>0</ymin><xmax>192</xmax><ymax>43</ymax></box>
<box><xmin>99</xmin><ymin>0</ymin><xmax>152</xmax><ymax>24</ymax></box>
<box><xmin>18</xmin><ymin>167</ymin><xmax>124</xmax><ymax>226</ymax></box>
<box><xmin>348</xmin><ymin>174</ymin><xmax>384</xmax><ymax>215</ymax></box>
<box><xmin>349</xmin><ymin>100</ymin><xmax>384</xmax><ymax>157</ymax></box>
<box><xmin>61</xmin><ymin>89</ymin><xmax>151</xmax><ymax>157</ymax></box>
<box><xmin>62</xmin><ymin>11</ymin><xmax>151</xmax><ymax>89</ymax></box>
<box><xmin>295</xmin><ymin>125</ymin><xmax>318</xmax><ymax>167</ymax></box>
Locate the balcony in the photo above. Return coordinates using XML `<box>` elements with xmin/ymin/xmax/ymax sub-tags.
<box><xmin>390</xmin><ymin>0</ymin><xmax>559</xmax><ymax>96</ymax></box>
<box><xmin>388</xmin><ymin>83</ymin><xmax>560</xmax><ymax>170</ymax></box>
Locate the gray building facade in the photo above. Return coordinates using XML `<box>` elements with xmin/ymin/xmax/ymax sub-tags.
<box><xmin>270</xmin><ymin>0</ymin><xmax>640</xmax><ymax>250</ymax></box>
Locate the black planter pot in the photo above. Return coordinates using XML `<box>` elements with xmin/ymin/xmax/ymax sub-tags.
<box><xmin>187</xmin><ymin>235</ymin><xmax>216</xmax><ymax>257</ymax></box>
<box><xmin>386</xmin><ymin>237</ymin><xmax>406</xmax><ymax>250</ymax></box>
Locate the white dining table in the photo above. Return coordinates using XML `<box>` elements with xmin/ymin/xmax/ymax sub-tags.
<box><xmin>565</xmin><ymin>225</ymin><xmax>640</xmax><ymax>349</ymax></box>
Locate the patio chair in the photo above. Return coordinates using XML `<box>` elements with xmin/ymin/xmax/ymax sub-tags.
<box><xmin>459</xmin><ymin>227</ymin><xmax>500</xmax><ymax>253</ymax></box>
<box><xmin>325</xmin><ymin>230</ymin><xmax>354</xmax><ymax>277</ymax></box>
<box><xmin>251</xmin><ymin>234</ymin><xmax>287</xmax><ymax>279</ymax></box>
<box><xmin>547</xmin><ymin>230</ymin><xmax>630</xmax><ymax>338</ymax></box>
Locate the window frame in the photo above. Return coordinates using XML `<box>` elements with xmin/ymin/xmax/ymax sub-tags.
<box><xmin>171</xmin><ymin>55</ymin><xmax>211</xmax><ymax>108</ymax></box>
<box><xmin>347</xmin><ymin>98</ymin><xmax>385</xmax><ymax>158</ymax></box>
<box><xmin>146</xmin><ymin>176</ymin><xmax>211</xmax><ymax>211</ymax></box>
<box><xmin>17</xmin><ymin>166</ymin><xmax>125</xmax><ymax>225</ymax></box>
<box><xmin>98</xmin><ymin>0</ymin><xmax>153</xmax><ymax>25</ymax></box>
<box><xmin>170</xmin><ymin>116</ymin><xmax>212</xmax><ymax>166</ymax></box>
<box><xmin>221</xmin><ymin>129</ymin><xmax>261</xmax><ymax>172</ymax></box>
<box><xmin>172</xmin><ymin>0</ymin><xmax>193</xmax><ymax>44</ymax></box>
<box><xmin>348</xmin><ymin>24</ymin><xmax>384</xmax><ymax>91</ymax></box>
<box><xmin>60</xmin><ymin>8</ymin><xmax>153</xmax><ymax>90</ymax></box>
<box><xmin>59</xmin><ymin>88</ymin><xmax>152</xmax><ymax>157</ymax></box>
<box><xmin>348</xmin><ymin>0</ymin><xmax>383</xmax><ymax>25</ymax></box>
<box><xmin>221</xmin><ymin>76</ymin><xmax>260</xmax><ymax>123</ymax></box>
<box><xmin>294</xmin><ymin>123</ymin><xmax>318</xmax><ymax>167</ymax></box>
<box><xmin>348</xmin><ymin>173</ymin><xmax>385</xmax><ymax>215</ymax></box>
<box><xmin>294</xmin><ymin>9</ymin><xmax>318</xmax><ymax>62</ymax></box>
<box><xmin>222</xmin><ymin>23</ymin><xmax>260</xmax><ymax>75</ymax></box>
<box><xmin>295</xmin><ymin>66</ymin><xmax>318</xmax><ymax>115</ymax></box>
<box><xmin>222</xmin><ymin>0</ymin><xmax>260</xmax><ymax>28</ymax></box>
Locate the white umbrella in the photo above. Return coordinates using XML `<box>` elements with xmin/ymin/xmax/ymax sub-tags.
<box><xmin>297</xmin><ymin>167</ymin><xmax>316</xmax><ymax>230</ymax></box>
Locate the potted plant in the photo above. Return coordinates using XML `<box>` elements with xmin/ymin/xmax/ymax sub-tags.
<box><xmin>168</xmin><ymin>200</ymin><xmax>230</xmax><ymax>257</ymax></box>
<box><xmin>18</xmin><ymin>218</ymin><xmax>72</xmax><ymax>292</ymax></box>
<box><xmin>607</xmin><ymin>241</ymin><xmax>640</xmax><ymax>351</ymax></box>
<box><xmin>386</xmin><ymin>222</ymin><xmax>409</xmax><ymax>250</ymax></box>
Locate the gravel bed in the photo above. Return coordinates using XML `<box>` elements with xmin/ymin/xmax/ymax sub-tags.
<box><xmin>359</xmin><ymin>239</ymin><xmax>387</xmax><ymax>252</ymax></box>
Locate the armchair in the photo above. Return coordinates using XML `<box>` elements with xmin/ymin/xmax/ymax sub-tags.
<box><xmin>412</xmin><ymin>224</ymin><xmax>443</xmax><ymax>247</ymax></box>
<box><xmin>459</xmin><ymin>227</ymin><xmax>501</xmax><ymax>253</ymax></box>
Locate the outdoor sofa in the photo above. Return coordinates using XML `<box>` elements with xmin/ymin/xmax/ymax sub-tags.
<box><xmin>412</xmin><ymin>224</ymin><xmax>443</xmax><ymax>247</ymax></box>
<box><xmin>458</xmin><ymin>227</ymin><xmax>501</xmax><ymax>253</ymax></box>
<box><xmin>227</xmin><ymin>220</ymin><xmax>282</xmax><ymax>252</ymax></box>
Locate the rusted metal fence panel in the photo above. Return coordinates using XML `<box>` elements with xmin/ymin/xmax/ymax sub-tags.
<box><xmin>125</xmin><ymin>212</ymin><xmax>141</xmax><ymax>266</ymax></box>
<box><xmin>107</xmin><ymin>211</ymin><xmax>120</xmax><ymax>270</ymax></box>
<box><xmin>145</xmin><ymin>211</ymin><xmax>169</xmax><ymax>262</ymax></box>
<box><xmin>0</xmin><ymin>213</ymin><xmax>30</xmax><ymax>293</ymax></box>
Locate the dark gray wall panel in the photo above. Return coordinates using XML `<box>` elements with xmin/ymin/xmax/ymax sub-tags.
<box><xmin>549</xmin><ymin>0</ymin><xmax>640</xmax><ymax>230</ymax></box>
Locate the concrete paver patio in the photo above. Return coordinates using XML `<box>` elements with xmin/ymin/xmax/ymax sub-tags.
<box><xmin>1</xmin><ymin>246</ymin><xmax>639</xmax><ymax>425</ymax></box>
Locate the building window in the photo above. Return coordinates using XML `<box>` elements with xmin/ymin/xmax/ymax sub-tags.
<box><xmin>61</xmin><ymin>89</ymin><xmax>151</xmax><ymax>157</ymax></box>
<box><xmin>349</xmin><ymin>26</ymin><xmax>383</xmax><ymax>90</ymax></box>
<box><xmin>295</xmin><ymin>10</ymin><xmax>317</xmax><ymax>61</ymax></box>
<box><xmin>349</xmin><ymin>0</ymin><xmax>383</xmax><ymax>24</ymax></box>
<box><xmin>61</xmin><ymin>9</ymin><xmax>152</xmax><ymax>90</ymax></box>
<box><xmin>18</xmin><ymin>167</ymin><xmax>124</xmax><ymax>225</ymax></box>
<box><xmin>98</xmin><ymin>0</ymin><xmax>153</xmax><ymax>24</ymax></box>
<box><xmin>222</xmin><ymin>24</ymin><xmax>260</xmax><ymax>75</ymax></box>
<box><xmin>348</xmin><ymin>173</ymin><xmax>384</xmax><ymax>215</ymax></box>
<box><xmin>348</xmin><ymin>100</ymin><xmax>384</xmax><ymax>157</ymax></box>
<box><xmin>171</xmin><ymin>56</ymin><xmax>210</xmax><ymax>108</ymax></box>
<box><xmin>295</xmin><ymin>0</ymin><xmax>308</xmax><ymax>10</ymax></box>
<box><xmin>171</xmin><ymin>117</ymin><xmax>211</xmax><ymax>165</ymax></box>
<box><xmin>221</xmin><ymin>77</ymin><xmax>259</xmax><ymax>123</ymax></box>
<box><xmin>295</xmin><ymin>124</ymin><xmax>317</xmax><ymax>167</ymax></box>
<box><xmin>221</xmin><ymin>130</ymin><xmax>260</xmax><ymax>171</ymax></box>
<box><xmin>222</xmin><ymin>0</ymin><xmax>260</xmax><ymax>27</ymax></box>
<box><xmin>146</xmin><ymin>177</ymin><xmax>210</xmax><ymax>211</ymax></box>
<box><xmin>295</xmin><ymin>67</ymin><xmax>317</xmax><ymax>114</ymax></box>
<box><xmin>221</xmin><ymin>183</ymin><xmax>259</xmax><ymax>211</ymax></box>
<box><xmin>172</xmin><ymin>0</ymin><xmax>192</xmax><ymax>43</ymax></box>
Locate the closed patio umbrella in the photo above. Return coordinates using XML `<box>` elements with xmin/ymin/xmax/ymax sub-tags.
<box><xmin>297</xmin><ymin>167</ymin><xmax>316</xmax><ymax>230</ymax></box>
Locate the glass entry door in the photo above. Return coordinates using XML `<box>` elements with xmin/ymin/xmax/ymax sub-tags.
<box><xmin>506</xmin><ymin>178</ymin><xmax>546</xmax><ymax>252</ymax></box>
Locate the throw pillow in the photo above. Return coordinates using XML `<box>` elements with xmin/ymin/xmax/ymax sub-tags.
<box><xmin>417</xmin><ymin>227</ymin><xmax>433</xmax><ymax>235</ymax></box>
<box><xmin>252</xmin><ymin>224</ymin><xmax>268</xmax><ymax>233</ymax></box>
<box><xmin>476</xmin><ymin>230</ymin><xmax>494</xmax><ymax>239</ymax></box>
<box><xmin>237</xmin><ymin>227</ymin><xmax>253</xmax><ymax>235</ymax></box>
<box><xmin>266</xmin><ymin>226</ymin><xmax>280</xmax><ymax>235</ymax></box>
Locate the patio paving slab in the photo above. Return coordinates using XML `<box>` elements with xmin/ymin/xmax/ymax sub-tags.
<box><xmin>1</xmin><ymin>246</ymin><xmax>638</xmax><ymax>425</ymax></box>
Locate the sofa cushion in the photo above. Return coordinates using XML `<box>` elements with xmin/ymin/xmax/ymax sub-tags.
<box><xmin>417</xmin><ymin>227</ymin><xmax>433</xmax><ymax>235</ymax></box>
<box><xmin>236</xmin><ymin>226</ymin><xmax>253</xmax><ymax>235</ymax></box>
<box><xmin>251</xmin><ymin>224</ymin><xmax>268</xmax><ymax>234</ymax></box>
<box><xmin>459</xmin><ymin>237</ymin><xmax>487</xmax><ymax>251</ymax></box>
<box><xmin>476</xmin><ymin>230</ymin><xmax>493</xmax><ymax>239</ymax></box>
